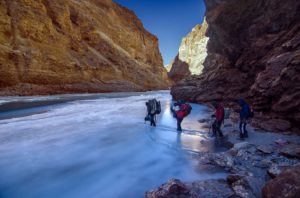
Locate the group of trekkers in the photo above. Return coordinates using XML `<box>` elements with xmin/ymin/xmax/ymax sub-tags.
<box><xmin>145</xmin><ymin>98</ymin><xmax>253</xmax><ymax>140</ymax></box>
<box><xmin>210</xmin><ymin>99</ymin><xmax>253</xmax><ymax>139</ymax></box>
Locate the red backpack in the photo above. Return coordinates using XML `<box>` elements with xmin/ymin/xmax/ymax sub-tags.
<box><xmin>176</xmin><ymin>103</ymin><xmax>192</xmax><ymax>119</ymax></box>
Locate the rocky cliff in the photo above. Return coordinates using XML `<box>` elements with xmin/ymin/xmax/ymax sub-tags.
<box><xmin>168</xmin><ymin>21</ymin><xmax>208</xmax><ymax>82</ymax></box>
<box><xmin>0</xmin><ymin>0</ymin><xmax>170</xmax><ymax>95</ymax></box>
<box><xmin>171</xmin><ymin>0</ymin><xmax>300</xmax><ymax>133</ymax></box>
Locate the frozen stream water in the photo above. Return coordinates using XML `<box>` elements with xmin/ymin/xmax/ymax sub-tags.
<box><xmin>0</xmin><ymin>91</ymin><xmax>227</xmax><ymax>198</ymax></box>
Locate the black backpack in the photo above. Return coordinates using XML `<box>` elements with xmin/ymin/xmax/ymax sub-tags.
<box><xmin>146</xmin><ymin>99</ymin><xmax>161</xmax><ymax>115</ymax></box>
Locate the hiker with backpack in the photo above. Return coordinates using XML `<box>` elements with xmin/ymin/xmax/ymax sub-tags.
<box><xmin>171</xmin><ymin>100</ymin><xmax>192</xmax><ymax>132</ymax></box>
<box><xmin>211</xmin><ymin>101</ymin><xmax>225</xmax><ymax>138</ymax></box>
<box><xmin>145</xmin><ymin>99</ymin><xmax>161</xmax><ymax>127</ymax></box>
<box><xmin>236</xmin><ymin>99</ymin><xmax>253</xmax><ymax>139</ymax></box>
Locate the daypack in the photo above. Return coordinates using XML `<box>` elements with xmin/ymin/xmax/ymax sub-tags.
<box><xmin>179</xmin><ymin>103</ymin><xmax>192</xmax><ymax>117</ymax></box>
<box><xmin>215</xmin><ymin>106</ymin><xmax>225</xmax><ymax>122</ymax></box>
<box><xmin>147</xmin><ymin>99</ymin><xmax>161</xmax><ymax>115</ymax></box>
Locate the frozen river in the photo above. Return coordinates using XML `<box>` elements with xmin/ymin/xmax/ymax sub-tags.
<box><xmin>0</xmin><ymin>91</ymin><xmax>227</xmax><ymax>198</ymax></box>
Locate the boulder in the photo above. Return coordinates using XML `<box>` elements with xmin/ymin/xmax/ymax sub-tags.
<box><xmin>257</xmin><ymin>146</ymin><xmax>273</xmax><ymax>155</ymax></box>
<box><xmin>145</xmin><ymin>179</ymin><xmax>190</xmax><ymax>198</ymax></box>
<box><xmin>230</xmin><ymin>176</ymin><xmax>265</xmax><ymax>198</ymax></box>
<box><xmin>262</xmin><ymin>164</ymin><xmax>300</xmax><ymax>198</ymax></box>
<box><xmin>267</xmin><ymin>164</ymin><xmax>292</xmax><ymax>178</ymax></box>
<box><xmin>145</xmin><ymin>179</ymin><xmax>234</xmax><ymax>198</ymax></box>
<box><xmin>280</xmin><ymin>144</ymin><xmax>300</xmax><ymax>159</ymax></box>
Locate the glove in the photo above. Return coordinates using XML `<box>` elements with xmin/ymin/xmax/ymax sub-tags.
<box><xmin>211</xmin><ymin>114</ymin><xmax>216</xmax><ymax>118</ymax></box>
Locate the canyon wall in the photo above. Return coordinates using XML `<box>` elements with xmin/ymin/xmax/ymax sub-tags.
<box><xmin>171</xmin><ymin>0</ymin><xmax>300</xmax><ymax>133</ymax></box>
<box><xmin>0</xmin><ymin>0</ymin><xmax>170</xmax><ymax>95</ymax></box>
<box><xmin>167</xmin><ymin>21</ymin><xmax>208</xmax><ymax>82</ymax></box>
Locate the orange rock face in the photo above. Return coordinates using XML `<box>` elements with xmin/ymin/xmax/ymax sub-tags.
<box><xmin>0</xmin><ymin>0</ymin><xmax>170</xmax><ymax>95</ymax></box>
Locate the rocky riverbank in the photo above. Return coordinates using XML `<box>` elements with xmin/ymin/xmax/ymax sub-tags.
<box><xmin>145</xmin><ymin>114</ymin><xmax>300</xmax><ymax>198</ymax></box>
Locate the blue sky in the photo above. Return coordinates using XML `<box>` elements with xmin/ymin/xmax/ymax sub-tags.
<box><xmin>113</xmin><ymin>0</ymin><xmax>206</xmax><ymax>65</ymax></box>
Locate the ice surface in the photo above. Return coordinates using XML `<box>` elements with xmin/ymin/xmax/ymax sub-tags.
<box><xmin>0</xmin><ymin>91</ymin><xmax>226</xmax><ymax>198</ymax></box>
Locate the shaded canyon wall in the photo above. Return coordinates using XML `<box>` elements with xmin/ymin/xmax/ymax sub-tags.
<box><xmin>0</xmin><ymin>0</ymin><xmax>170</xmax><ymax>95</ymax></box>
<box><xmin>171</xmin><ymin>0</ymin><xmax>300</xmax><ymax>133</ymax></box>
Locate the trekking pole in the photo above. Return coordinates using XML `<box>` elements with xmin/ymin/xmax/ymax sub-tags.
<box><xmin>208</xmin><ymin>119</ymin><xmax>213</xmax><ymax>136</ymax></box>
<box><xmin>208</xmin><ymin>120</ymin><xmax>212</xmax><ymax>134</ymax></box>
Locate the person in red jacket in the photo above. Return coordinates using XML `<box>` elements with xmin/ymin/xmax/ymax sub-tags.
<box><xmin>211</xmin><ymin>101</ymin><xmax>225</xmax><ymax>137</ymax></box>
<box><xmin>171</xmin><ymin>100</ymin><xmax>192</xmax><ymax>132</ymax></box>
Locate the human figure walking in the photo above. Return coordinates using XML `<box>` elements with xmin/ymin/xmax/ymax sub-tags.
<box><xmin>211</xmin><ymin>101</ymin><xmax>225</xmax><ymax>138</ymax></box>
<box><xmin>236</xmin><ymin>99</ymin><xmax>252</xmax><ymax>139</ymax></box>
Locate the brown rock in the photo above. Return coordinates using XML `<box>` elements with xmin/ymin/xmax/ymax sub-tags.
<box><xmin>231</xmin><ymin>176</ymin><xmax>264</xmax><ymax>198</ymax></box>
<box><xmin>171</xmin><ymin>0</ymin><xmax>300</xmax><ymax>133</ymax></box>
<box><xmin>145</xmin><ymin>179</ymin><xmax>191</xmax><ymax>198</ymax></box>
<box><xmin>0</xmin><ymin>0</ymin><xmax>170</xmax><ymax>95</ymax></box>
<box><xmin>262</xmin><ymin>164</ymin><xmax>300</xmax><ymax>198</ymax></box>
<box><xmin>280</xmin><ymin>144</ymin><xmax>300</xmax><ymax>159</ymax></box>
<box><xmin>227</xmin><ymin>174</ymin><xmax>244</xmax><ymax>184</ymax></box>
<box><xmin>259</xmin><ymin>118</ymin><xmax>292</xmax><ymax>132</ymax></box>
<box><xmin>257</xmin><ymin>145</ymin><xmax>273</xmax><ymax>155</ymax></box>
<box><xmin>167</xmin><ymin>55</ymin><xmax>191</xmax><ymax>83</ymax></box>
<box><xmin>267</xmin><ymin>164</ymin><xmax>292</xmax><ymax>179</ymax></box>
<box><xmin>145</xmin><ymin>179</ymin><xmax>234</xmax><ymax>198</ymax></box>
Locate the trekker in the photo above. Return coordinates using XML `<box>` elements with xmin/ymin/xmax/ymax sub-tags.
<box><xmin>211</xmin><ymin>101</ymin><xmax>225</xmax><ymax>138</ymax></box>
<box><xmin>145</xmin><ymin>99</ymin><xmax>161</xmax><ymax>127</ymax></box>
<box><xmin>171</xmin><ymin>100</ymin><xmax>192</xmax><ymax>132</ymax></box>
<box><xmin>236</xmin><ymin>99</ymin><xmax>252</xmax><ymax>139</ymax></box>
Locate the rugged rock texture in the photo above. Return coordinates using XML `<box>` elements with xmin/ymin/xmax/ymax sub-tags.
<box><xmin>145</xmin><ymin>112</ymin><xmax>300</xmax><ymax>198</ymax></box>
<box><xmin>262</xmin><ymin>164</ymin><xmax>300</xmax><ymax>198</ymax></box>
<box><xmin>146</xmin><ymin>140</ymin><xmax>300</xmax><ymax>198</ymax></box>
<box><xmin>171</xmin><ymin>0</ymin><xmax>300</xmax><ymax>133</ymax></box>
<box><xmin>168</xmin><ymin>21</ymin><xmax>208</xmax><ymax>82</ymax></box>
<box><xmin>145</xmin><ymin>178</ymin><xmax>234</xmax><ymax>198</ymax></box>
<box><xmin>0</xmin><ymin>0</ymin><xmax>170</xmax><ymax>95</ymax></box>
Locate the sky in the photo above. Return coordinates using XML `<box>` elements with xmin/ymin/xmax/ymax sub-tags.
<box><xmin>113</xmin><ymin>0</ymin><xmax>206</xmax><ymax>65</ymax></box>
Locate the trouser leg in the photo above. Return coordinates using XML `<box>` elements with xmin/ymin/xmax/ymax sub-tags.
<box><xmin>150</xmin><ymin>115</ymin><xmax>156</xmax><ymax>126</ymax></box>
<box><xmin>216</xmin><ymin>121</ymin><xmax>223</xmax><ymax>137</ymax></box>
<box><xmin>240</xmin><ymin>119</ymin><xmax>249</xmax><ymax>138</ymax></box>
<box><xmin>212</xmin><ymin>120</ymin><xmax>217</xmax><ymax>136</ymax></box>
<box><xmin>239</xmin><ymin>121</ymin><xmax>243</xmax><ymax>134</ymax></box>
<box><xmin>177</xmin><ymin>118</ymin><xmax>183</xmax><ymax>131</ymax></box>
<box><xmin>243</xmin><ymin>121</ymin><xmax>248</xmax><ymax>138</ymax></box>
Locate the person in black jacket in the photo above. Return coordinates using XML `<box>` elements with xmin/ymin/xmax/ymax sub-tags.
<box><xmin>146</xmin><ymin>101</ymin><xmax>156</xmax><ymax>127</ymax></box>
<box><xmin>237</xmin><ymin>99</ymin><xmax>252</xmax><ymax>139</ymax></box>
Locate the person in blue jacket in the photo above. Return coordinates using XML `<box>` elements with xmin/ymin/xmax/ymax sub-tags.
<box><xmin>237</xmin><ymin>99</ymin><xmax>252</xmax><ymax>139</ymax></box>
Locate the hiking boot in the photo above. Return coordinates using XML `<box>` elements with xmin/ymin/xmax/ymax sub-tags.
<box><xmin>239</xmin><ymin>133</ymin><xmax>245</xmax><ymax>140</ymax></box>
